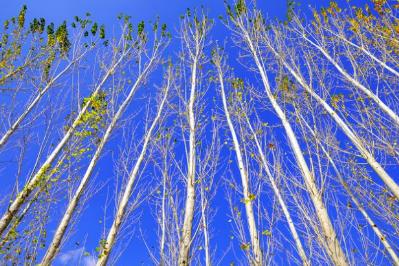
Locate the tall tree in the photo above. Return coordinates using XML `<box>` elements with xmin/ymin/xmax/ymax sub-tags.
<box><xmin>96</xmin><ymin>63</ymin><xmax>172</xmax><ymax>265</ymax></box>
<box><xmin>176</xmin><ymin>9</ymin><xmax>212</xmax><ymax>265</ymax></box>
<box><xmin>40</xmin><ymin>18</ymin><xmax>169</xmax><ymax>265</ymax></box>
<box><xmin>0</xmin><ymin>23</ymin><xmax>131</xmax><ymax>237</ymax></box>
<box><xmin>224</xmin><ymin>1</ymin><xmax>348</xmax><ymax>264</ymax></box>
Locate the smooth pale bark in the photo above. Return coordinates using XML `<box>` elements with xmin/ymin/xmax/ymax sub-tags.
<box><xmin>0</xmin><ymin>48</ymin><xmax>129</xmax><ymax>237</ymax></box>
<box><xmin>300</xmin><ymin>116</ymin><xmax>399</xmax><ymax>266</ymax></box>
<box><xmin>215</xmin><ymin>59</ymin><xmax>263</xmax><ymax>265</ymax></box>
<box><xmin>243</xmin><ymin>115</ymin><xmax>309</xmax><ymax>265</ymax></box>
<box><xmin>302</xmin><ymin>35</ymin><xmax>399</xmax><ymax>127</ymax></box>
<box><xmin>40</xmin><ymin>54</ymin><xmax>158</xmax><ymax>265</ymax></box>
<box><xmin>0</xmin><ymin>51</ymin><xmax>88</xmax><ymax>149</ymax></box>
<box><xmin>268</xmin><ymin>45</ymin><xmax>399</xmax><ymax>200</ymax></box>
<box><xmin>96</xmin><ymin>72</ymin><xmax>170</xmax><ymax>266</ymax></box>
<box><xmin>236</xmin><ymin>21</ymin><xmax>348</xmax><ymax>265</ymax></box>
<box><xmin>0</xmin><ymin>189</ymin><xmax>39</xmax><ymax>249</ymax></box>
<box><xmin>0</xmin><ymin>151</ymin><xmax>67</xmax><ymax>250</ymax></box>
<box><xmin>178</xmin><ymin>48</ymin><xmax>199</xmax><ymax>266</ymax></box>
<box><xmin>160</xmin><ymin>157</ymin><xmax>167</xmax><ymax>266</ymax></box>
<box><xmin>200</xmin><ymin>183</ymin><xmax>211</xmax><ymax>266</ymax></box>
<box><xmin>325</xmin><ymin>29</ymin><xmax>399</xmax><ymax>78</ymax></box>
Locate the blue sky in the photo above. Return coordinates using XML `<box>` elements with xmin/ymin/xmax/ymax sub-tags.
<box><xmin>0</xmin><ymin>0</ymin><xmax>376</xmax><ymax>265</ymax></box>
<box><xmin>1</xmin><ymin>0</ymin><xmax>367</xmax><ymax>26</ymax></box>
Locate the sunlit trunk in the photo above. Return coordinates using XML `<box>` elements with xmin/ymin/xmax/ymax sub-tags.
<box><xmin>238</xmin><ymin>22</ymin><xmax>347</xmax><ymax>265</ymax></box>
<box><xmin>96</xmin><ymin>70</ymin><xmax>170</xmax><ymax>266</ymax></box>
<box><xmin>299</xmin><ymin>115</ymin><xmax>399</xmax><ymax>266</ymax></box>
<box><xmin>0</xmin><ymin>48</ymin><xmax>129</xmax><ymax>237</ymax></box>
<box><xmin>215</xmin><ymin>54</ymin><xmax>263</xmax><ymax>265</ymax></box>
<box><xmin>0</xmin><ymin>51</ymin><xmax>87</xmax><ymax>149</ymax></box>
<box><xmin>178</xmin><ymin>54</ymin><xmax>198</xmax><ymax>266</ymax></box>
<box><xmin>243</xmin><ymin>114</ymin><xmax>309</xmax><ymax>265</ymax></box>
<box><xmin>200</xmin><ymin>183</ymin><xmax>211</xmax><ymax>266</ymax></box>
<box><xmin>302</xmin><ymin>35</ymin><xmax>399</xmax><ymax>127</ymax></box>
<box><xmin>40</xmin><ymin>53</ymin><xmax>158</xmax><ymax>265</ymax></box>
<box><xmin>269</xmin><ymin>45</ymin><xmax>399</xmax><ymax>199</ymax></box>
<box><xmin>326</xmin><ymin>29</ymin><xmax>399</xmax><ymax>78</ymax></box>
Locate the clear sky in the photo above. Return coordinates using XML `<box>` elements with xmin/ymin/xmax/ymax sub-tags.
<box><xmin>1</xmin><ymin>0</ymin><xmax>365</xmax><ymax>37</ymax></box>
<box><xmin>0</xmin><ymin>0</ymin><xmax>371</xmax><ymax>265</ymax></box>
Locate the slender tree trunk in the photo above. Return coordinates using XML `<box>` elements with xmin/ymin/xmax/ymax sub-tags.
<box><xmin>239</xmin><ymin>25</ymin><xmax>348</xmax><ymax>265</ymax></box>
<box><xmin>326</xmin><ymin>29</ymin><xmax>399</xmax><ymax>78</ymax></box>
<box><xmin>200</xmin><ymin>183</ymin><xmax>211</xmax><ymax>266</ymax></box>
<box><xmin>299</xmin><ymin>115</ymin><xmax>399</xmax><ymax>266</ymax></box>
<box><xmin>0</xmin><ymin>48</ymin><xmax>129</xmax><ymax>237</ymax></box>
<box><xmin>302</xmin><ymin>35</ymin><xmax>399</xmax><ymax>127</ymax></box>
<box><xmin>215</xmin><ymin>54</ymin><xmax>263</xmax><ymax>265</ymax></box>
<box><xmin>243</xmin><ymin>115</ymin><xmax>309</xmax><ymax>265</ymax></box>
<box><xmin>269</xmin><ymin>46</ymin><xmax>399</xmax><ymax>199</ymax></box>
<box><xmin>160</xmin><ymin>157</ymin><xmax>167</xmax><ymax>266</ymax></box>
<box><xmin>0</xmin><ymin>189</ymin><xmax>39</xmax><ymax>249</ymax></box>
<box><xmin>0</xmin><ymin>52</ymin><xmax>87</xmax><ymax>149</ymax></box>
<box><xmin>96</xmin><ymin>70</ymin><xmax>170</xmax><ymax>266</ymax></box>
<box><xmin>178</xmin><ymin>53</ymin><xmax>198</xmax><ymax>266</ymax></box>
<box><xmin>40</xmin><ymin>54</ymin><xmax>157</xmax><ymax>265</ymax></box>
<box><xmin>176</xmin><ymin>12</ymin><xmax>212</xmax><ymax>263</ymax></box>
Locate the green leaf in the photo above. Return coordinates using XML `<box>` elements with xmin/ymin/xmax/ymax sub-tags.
<box><xmin>262</xmin><ymin>230</ymin><xmax>272</xmax><ymax>236</ymax></box>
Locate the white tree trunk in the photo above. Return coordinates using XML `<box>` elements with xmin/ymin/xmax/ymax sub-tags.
<box><xmin>303</xmin><ymin>35</ymin><xmax>399</xmax><ymax>127</ymax></box>
<box><xmin>240</xmin><ymin>27</ymin><xmax>348</xmax><ymax>265</ymax></box>
<box><xmin>160</xmin><ymin>160</ymin><xmax>167</xmax><ymax>266</ymax></box>
<box><xmin>301</xmin><ymin>116</ymin><xmax>399</xmax><ymax>266</ymax></box>
<box><xmin>200</xmin><ymin>183</ymin><xmax>211</xmax><ymax>266</ymax></box>
<box><xmin>326</xmin><ymin>29</ymin><xmax>399</xmax><ymax>78</ymax></box>
<box><xmin>270</xmin><ymin>47</ymin><xmax>399</xmax><ymax>200</ymax></box>
<box><xmin>0</xmin><ymin>49</ymin><xmax>129</xmax><ymax>237</ymax></box>
<box><xmin>40</xmin><ymin>55</ymin><xmax>156</xmax><ymax>265</ymax></box>
<box><xmin>243</xmin><ymin>114</ymin><xmax>309</xmax><ymax>265</ymax></box>
<box><xmin>0</xmin><ymin>52</ymin><xmax>87</xmax><ymax>149</ymax></box>
<box><xmin>95</xmin><ymin>72</ymin><xmax>170</xmax><ymax>266</ymax></box>
<box><xmin>178</xmin><ymin>55</ymin><xmax>198</xmax><ymax>266</ymax></box>
<box><xmin>216</xmin><ymin>59</ymin><xmax>263</xmax><ymax>265</ymax></box>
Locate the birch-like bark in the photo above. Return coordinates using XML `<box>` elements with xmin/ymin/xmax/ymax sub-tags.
<box><xmin>229</xmin><ymin>9</ymin><xmax>348</xmax><ymax>265</ymax></box>
<box><xmin>324</xmin><ymin>28</ymin><xmax>399</xmax><ymax>78</ymax></box>
<box><xmin>0</xmin><ymin>189</ymin><xmax>39</xmax><ymax>249</ymax></box>
<box><xmin>177</xmin><ymin>12</ymin><xmax>211</xmax><ymax>265</ymax></box>
<box><xmin>300</xmin><ymin>33</ymin><xmax>399</xmax><ymax>127</ymax></box>
<box><xmin>178</xmin><ymin>52</ymin><xmax>198</xmax><ymax>266</ymax></box>
<box><xmin>197</xmin><ymin>121</ymin><xmax>219</xmax><ymax>266</ymax></box>
<box><xmin>0</xmin><ymin>51</ymin><xmax>88</xmax><ymax>149</ymax></box>
<box><xmin>160</xmin><ymin>154</ymin><xmax>167</xmax><ymax>266</ymax></box>
<box><xmin>0</xmin><ymin>46</ymin><xmax>130</xmax><ymax>237</ymax></box>
<box><xmin>96</xmin><ymin>68</ymin><xmax>171</xmax><ymax>266</ymax></box>
<box><xmin>200</xmin><ymin>181</ymin><xmax>211</xmax><ymax>266</ymax></box>
<box><xmin>266</xmin><ymin>41</ymin><xmax>399</xmax><ymax>199</ymax></box>
<box><xmin>243</xmin><ymin>116</ymin><xmax>309</xmax><ymax>265</ymax></box>
<box><xmin>214</xmin><ymin>52</ymin><xmax>263</xmax><ymax>266</ymax></box>
<box><xmin>299</xmin><ymin>115</ymin><xmax>399</xmax><ymax>266</ymax></box>
<box><xmin>40</xmin><ymin>47</ymin><xmax>160</xmax><ymax>265</ymax></box>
